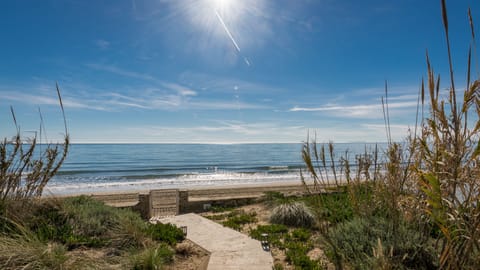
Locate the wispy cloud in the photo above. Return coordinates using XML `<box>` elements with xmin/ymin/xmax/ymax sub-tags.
<box><xmin>85</xmin><ymin>64</ymin><xmax>197</xmax><ymax>97</ymax></box>
<box><xmin>160</xmin><ymin>82</ymin><xmax>197</xmax><ymax>97</ymax></box>
<box><xmin>289</xmin><ymin>101</ymin><xmax>417</xmax><ymax>118</ymax></box>
<box><xmin>1</xmin><ymin>91</ymin><xmax>108</xmax><ymax>111</ymax></box>
<box><xmin>85</xmin><ymin>63</ymin><xmax>156</xmax><ymax>81</ymax></box>
<box><xmin>0</xmin><ymin>77</ymin><xmax>265</xmax><ymax>112</ymax></box>
<box><xmin>189</xmin><ymin>100</ymin><xmax>268</xmax><ymax>110</ymax></box>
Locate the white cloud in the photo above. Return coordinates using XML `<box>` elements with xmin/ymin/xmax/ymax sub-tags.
<box><xmin>289</xmin><ymin>100</ymin><xmax>418</xmax><ymax>118</ymax></box>
<box><xmin>160</xmin><ymin>82</ymin><xmax>197</xmax><ymax>97</ymax></box>
<box><xmin>1</xmin><ymin>75</ymin><xmax>270</xmax><ymax>114</ymax></box>
<box><xmin>188</xmin><ymin>100</ymin><xmax>268</xmax><ymax>110</ymax></box>
<box><xmin>1</xmin><ymin>91</ymin><xmax>108</xmax><ymax>111</ymax></box>
<box><xmin>85</xmin><ymin>63</ymin><xmax>156</xmax><ymax>81</ymax></box>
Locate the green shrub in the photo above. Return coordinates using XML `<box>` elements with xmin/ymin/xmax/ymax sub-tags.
<box><xmin>147</xmin><ymin>222</ymin><xmax>185</xmax><ymax>245</ymax></box>
<box><xmin>250</xmin><ymin>224</ymin><xmax>288</xmax><ymax>237</ymax></box>
<box><xmin>288</xmin><ymin>228</ymin><xmax>311</xmax><ymax>242</ymax></box>
<box><xmin>113</xmin><ymin>208</ymin><xmax>149</xmax><ymax>248</ymax></box>
<box><xmin>26</xmin><ymin>200</ymin><xmax>72</xmax><ymax>243</ymax></box>
<box><xmin>317</xmin><ymin>192</ymin><xmax>354</xmax><ymax>223</ymax></box>
<box><xmin>270</xmin><ymin>202</ymin><xmax>314</xmax><ymax>228</ymax></box>
<box><xmin>329</xmin><ymin>216</ymin><xmax>437</xmax><ymax>270</ymax></box>
<box><xmin>131</xmin><ymin>243</ymin><xmax>174</xmax><ymax>270</ymax></box>
<box><xmin>285</xmin><ymin>242</ymin><xmax>319</xmax><ymax>269</ymax></box>
<box><xmin>249</xmin><ymin>224</ymin><xmax>288</xmax><ymax>248</ymax></box>
<box><xmin>273</xmin><ymin>263</ymin><xmax>284</xmax><ymax>270</ymax></box>
<box><xmin>206</xmin><ymin>213</ymin><xmax>227</xmax><ymax>221</ymax></box>
<box><xmin>60</xmin><ymin>196</ymin><xmax>126</xmax><ymax>248</ymax></box>
<box><xmin>222</xmin><ymin>210</ymin><xmax>257</xmax><ymax>231</ymax></box>
<box><xmin>210</xmin><ymin>205</ymin><xmax>234</xmax><ymax>213</ymax></box>
<box><xmin>22</xmin><ymin>196</ymin><xmax>148</xmax><ymax>249</ymax></box>
<box><xmin>62</xmin><ymin>196</ymin><xmax>119</xmax><ymax>236</ymax></box>
<box><xmin>222</xmin><ymin>219</ymin><xmax>242</xmax><ymax>231</ymax></box>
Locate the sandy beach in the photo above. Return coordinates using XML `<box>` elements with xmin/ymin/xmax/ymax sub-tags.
<box><xmin>47</xmin><ymin>180</ymin><xmax>327</xmax><ymax>200</ymax></box>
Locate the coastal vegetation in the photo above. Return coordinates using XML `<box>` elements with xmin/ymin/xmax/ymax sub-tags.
<box><xmin>0</xmin><ymin>86</ymin><xmax>199</xmax><ymax>269</ymax></box>
<box><xmin>299</xmin><ymin>0</ymin><xmax>480</xmax><ymax>269</ymax></box>
<box><xmin>1</xmin><ymin>0</ymin><xmax>478</xmax><ymax>269</ymax></box>
<box><xmin>0</xmin><ymin>83</ymin><xmax>69</xmax><ymax>203</ymax></box>
<box><xmin>0</xmin><ymin>195</ymin><xmax>197</xmax><ymax>269</ymax></box>
<box><xmin>204</xmin><ymin>1</ymin><xmax>479</xmax><ymax>269</ymax></box>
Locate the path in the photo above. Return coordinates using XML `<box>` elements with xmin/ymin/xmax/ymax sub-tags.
<box><xmin>159</xmin><ymin>213</ymin><xmax>274</xmax><ymax>270</ymax></box>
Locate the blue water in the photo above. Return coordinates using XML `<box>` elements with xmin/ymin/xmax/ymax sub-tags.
<box><xmin>45</xmin><ymin>143</ymin><xmax>385</xmax><ymax>195</ymax></box>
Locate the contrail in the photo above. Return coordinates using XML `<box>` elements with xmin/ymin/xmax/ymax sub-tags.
<box><xmin>215</xmin><ymin>10</ymin><xmax>241</xmax><ymax>52</ymax></box>
<box><xmin>215</xmin><ymin>10</ymin><xmax>251</xmax><ymax>66</ymax></box>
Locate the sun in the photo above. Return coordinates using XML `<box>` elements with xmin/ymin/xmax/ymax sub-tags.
<box><xmin>206</xmin><ymin>0</ymin><xmax>236</xmax><ymax>14</ymax></box>
<box><xmin>169</xmin><ymin>0</ymin><xmax>269</xmax><ymax>65</ymax></box>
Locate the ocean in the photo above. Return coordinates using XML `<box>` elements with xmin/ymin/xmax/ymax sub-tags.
<box><xmin>45</xmin><ymin>143</ymin><xmax>386</xmax><ymax>195</ymax></box>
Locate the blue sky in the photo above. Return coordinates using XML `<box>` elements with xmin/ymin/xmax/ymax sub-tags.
<box><xmin>1</xmin><ymin>0</ymin><xmax>479</xmax><ymax>143</ymax></box>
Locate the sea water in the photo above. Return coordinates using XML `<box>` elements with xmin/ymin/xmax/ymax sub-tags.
<box><xmin>45</xmin><ymin>143</ymin><xmax>386</xmax><ymax>195</ymax></box>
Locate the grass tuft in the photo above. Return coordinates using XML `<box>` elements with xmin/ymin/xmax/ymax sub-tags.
<box><xmin>270</xmin><ymin>201</ymin><xmax>315</xmax><ymax>228</ymax></box>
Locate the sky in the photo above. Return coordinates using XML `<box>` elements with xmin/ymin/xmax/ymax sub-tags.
<box><xmin>1</xmin><ymin>0</ymin><xmax>479</xmax><ymax>144</ymax></box>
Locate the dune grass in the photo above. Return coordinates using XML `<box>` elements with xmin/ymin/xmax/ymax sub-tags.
<box><xmin>301</xmin><ymin>1</ymin><xmax>480</xmax><ymax>269</ymax></box>
<box><xmin>0</xmin><ymin>83</ymin><xmax>69</xmax><ymax>204</ymax></box>
<box><xmin>0</xmin><ymin>195</ymin><xmax>186</xmax><ymax>269</ymax></box>
<box><xmin>270</xmin><ymin>201</ymin><xmax>315</xmax><ymax>228</ymax></box>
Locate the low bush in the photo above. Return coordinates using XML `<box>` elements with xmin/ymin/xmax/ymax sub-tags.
<box><xmin>250</xmin><ymin>224</ymin><xmax>289</xmax><ymax>237</ymax></box>
<box><xmin>250</xmin><ymin>224</ymin><xmax>288</xmax><ymax>248</ymax></box>
<box><xmin>205</xmin><ymin>213</ymin><xmax>227</xmax><ymax>221</ymax></box>
<box><xmin>270</xmin><ymin>201</ymin><xmax>315</xmax><ymax>228</ymax></box>
<box><xmin>286</xmin><ymin>249</ymin><xmax>320</xmax><ymax>270</ymax></box>
<box><xmin>9</xmin><ymin>196</ymin><xmax>149</xmax><ymax>250</ymax></box>
<box><xmin>112</xmin><ymin>207</ymin><xmax>149</xmax><ymax>249</ymax></box>
<box><xmin>287</xmin><ymin>228</ymin><xmax>311</xmax><ymax>242</ymax></box>
<box><xmin>24</xmin><ymin>200</ymin><xmax>71</xmax><ymax>243</ymax></box>
<box><xmin>328</xmin><ymin>216</ymin><xmax>437</xmax><ymax>269</ymax></box>
<box><xmin>222</xmin><ymin>210</ymin><xmax>257</xmax><ymax>231</ymax></box>
<box><xmin>61</xmin><ymin>196</ymin><xmax>149</xmax><ymax>249</ymax></box>
<box><xmin>62</xmin><ymin>196</ymin><xmax>119</xmax><ymax>239</ymax></box>
<box><xmin>210</xmin><ymin>205</ymin><xmax>235</xmax><ymax>213</ymax></box>
<box><xmin>147</xmin><ymin>222</ymin><xmax>185</xmax><ymax>245</ymax></box>
<box><xmin>273</xmin><ymin>263</ymin><xmax>284</xmax><ymax>270</ymax></box>
<box><xmin>312</xmin><ymin>192</ymin><xmax>354</xmax><ymax>223</ymax></box>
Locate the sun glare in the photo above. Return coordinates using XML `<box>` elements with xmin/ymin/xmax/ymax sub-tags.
<box><xmin>171</xmin><ymin>0</ymin><xmax>269</xmax><ymax>65</ymax></box>
<box><xmin>207</xmin><ymin>0</ymin><xmax>235</xmax><ymax>13</ymax></box>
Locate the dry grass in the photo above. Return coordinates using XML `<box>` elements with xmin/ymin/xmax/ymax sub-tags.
<box><xmin>270</xmin><ymin>201</ymin><xmax>315</xmax><ymax>228</ymax></box>
<box><xmin>0</xmin><ymin>83</ymin><xmax>69</xmax><ymax>203</ymax></box>
<box><xmin>301</xmin><ymin>1</ymin><xmax>480</xmax><ymax>269</ymax></box>
<box><xmin>410</xmin><ymin>1</ymin><xmax>480</xmax><ymax>268</ymax></box>
<box><xmin>0</xmin><ymin>235</ymin><xmax>68</xmax><ymax>270</ymax></box>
